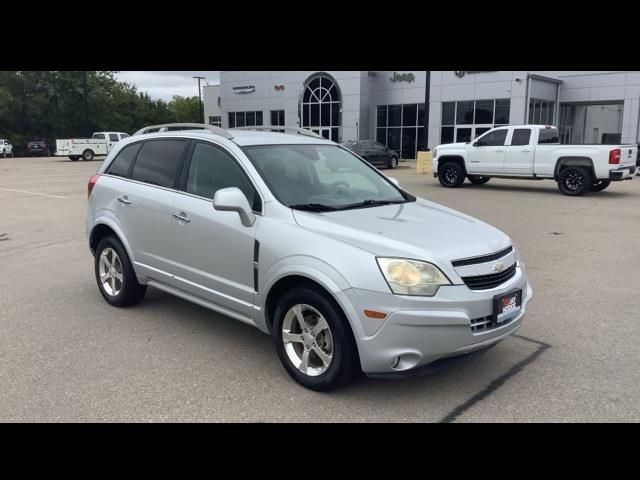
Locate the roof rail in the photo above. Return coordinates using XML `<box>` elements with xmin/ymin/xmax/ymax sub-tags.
<box><xmin>132</xmin><ymin>123</ymin><xmax>234</xmax><ymax>139</ymax></box>
<box><xmin>230</xmin><ymin>126</ymin><xmax>326</xmax><ymax>140</ymax></box>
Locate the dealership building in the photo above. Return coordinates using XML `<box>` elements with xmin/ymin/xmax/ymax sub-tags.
<box><xmin>203</xmin><ymin>71</ymin><xmax>640</xmax><ymax>159</ymax></box>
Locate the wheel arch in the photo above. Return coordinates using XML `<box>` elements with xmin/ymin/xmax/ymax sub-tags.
<box><xmin>437</xmin><ymin>155</ymin><xmax>467</xmax><ymax>175</ymax></box>
<box><xmin>89</xmin><ymin>220</ymin><xmax>134</xmax><ymax>264</ymax></box>
<box><xmin>554</xmin><ymin>156</ymin><xmax>595</xmax><ymax>180</ymax></box>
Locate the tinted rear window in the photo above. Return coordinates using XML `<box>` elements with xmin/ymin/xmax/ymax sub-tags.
<box><xmin>538</xmin><ymin>129</ymin><xmax>559</xmax><ymax>144</ymax></box>
<box><xmin>131</xmin><ymin>140</ymin><xmax>187</xmax><ymax>188</ymax></box>
<box><xmin>105</xmin><ymin>143</ymin><xmax>142</xmax><ymax>178</ymax></box>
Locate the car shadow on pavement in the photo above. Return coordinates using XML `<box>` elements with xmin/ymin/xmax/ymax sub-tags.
<box><xmin>464</xmin><ymin>182</ymin><xmax>635</xmax><ymax>197</ymax></box>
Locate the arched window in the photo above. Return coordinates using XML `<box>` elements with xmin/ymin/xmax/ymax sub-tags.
<box><xmin>300</xmin><ymin>74</ymin><xmax>341</xmax><ymax>141</ymax></box>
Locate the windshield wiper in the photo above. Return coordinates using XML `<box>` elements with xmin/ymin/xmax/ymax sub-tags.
<box><xmin>289</xmin><ymin>203</ymin><xmax>339</xmax><ymax>212</ymax></box>
<box><xmin>335</xmin><ymin>199</ymin><xmax>406</xmax><ymax>211</ymax></box>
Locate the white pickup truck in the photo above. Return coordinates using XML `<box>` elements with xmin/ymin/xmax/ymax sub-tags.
<box><xmin>55</xmin><ymin>132</ymin><xmax>130</xmax><ymax>161</ymax></box>
<box><xmin>433</xmin><ymin>125</ymin><xmax>637</xmax><ymax>196</ymax></box>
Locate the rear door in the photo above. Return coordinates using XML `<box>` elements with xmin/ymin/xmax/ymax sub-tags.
<box><xmin>503</xmin><ymin>127</ymin><xmax>535</xmax><ymax>175</ymax></box>
<box><xmin>170</xmin><ymin>141</ymin><xmax>260</xmax><ymax>317</ymax></box>
<box><xmin>121</xmin><ymin>138</ymin><xmax>189</xmax><ymax>280</ymax></box>
<box><xmin>467</xmin><ymin>128</ymin><xmax>508</xmax><ymax>174</ymax></box>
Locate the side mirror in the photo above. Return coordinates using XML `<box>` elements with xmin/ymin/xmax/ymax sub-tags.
<box><xmin>213</xmin><ymin>187</ymin><xmax>256</xmax><ymax>227</ymax></box>
<box><xmin>387</xmin><ymin>176</ymin><xmax>401</xmax><ymax>188</ymax></box>
<box><xmin>473</xmin><ymin>141</ymin><xmax>480</xmax><ymax>146</ymax></box>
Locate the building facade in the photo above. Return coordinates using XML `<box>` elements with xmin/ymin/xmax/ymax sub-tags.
<box><xmin>203</xmin><ymin>71</ymin><xmax>640</xmax><ymax>159</ymax></box>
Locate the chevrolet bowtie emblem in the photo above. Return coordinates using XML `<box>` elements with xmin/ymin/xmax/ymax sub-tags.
<box><xmin>493</xmin><ymin>261</ymin><xmax>505</xmax><ymax>273</ymax></box>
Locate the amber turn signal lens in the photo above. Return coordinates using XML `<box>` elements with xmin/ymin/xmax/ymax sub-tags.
<box><xmin>364</xmin><ymin>309</ymin><xmax>387</xmax><ymax>319</ymax></box>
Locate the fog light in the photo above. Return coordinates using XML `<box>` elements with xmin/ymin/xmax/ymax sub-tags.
<box><xmin>391</xmin><ymin>356</ymin><xmax>400</xmax><ymax>368</ymax></box>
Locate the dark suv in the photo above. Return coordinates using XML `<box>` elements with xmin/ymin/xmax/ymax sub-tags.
<box><xmin>26</xmin><ymin>139</ymin><xmax>53</xmax><ymax>157</ymax></box>
<box><xmin>340</xmin><ymin>140</ymin><xmax>398</xmax><ymax>169</ymax></box>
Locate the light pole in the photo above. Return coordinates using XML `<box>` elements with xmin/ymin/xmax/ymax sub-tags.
<box><xmin>423</xmin><ymin>70</ymin><xmax>431</xmax><ymax>152</ymax></box>
<box><xmin>193</xmin><ymin>76</ymin><xmax>205</xmax><ymax>123</ymax></box>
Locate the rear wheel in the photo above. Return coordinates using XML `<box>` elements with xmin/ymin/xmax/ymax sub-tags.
<box><xmin>438</xmin><ymin>161</ymin><xmax>465</xmax><ymax>188</ymax></box>
<box><xmin>590</xmin><ymin>179</ymin><xmax>611</xmax><ymax>192</ymax></box>
<box><xmin>468</xmin><ymin>175</ymin><xmax>490</xmax><ymax>185</ymax></box>
<box><xmin>82</xmin><ymin>149</ymin><xmax>95</xmax><ymax>161</ymax></box>
<box><xmin>557</xmin><ymin>166</ymin><xmax>592</xmax><ymax>196</ymax></box>
<box><xmin>94</xmin><ymin>236</ymin><xmax>147</xmax><ymax>307</ymax></box>
<box><xmin>273</xmin><ymin>285</ymin><xmax>361</xmax><ymax>391</ymax></box>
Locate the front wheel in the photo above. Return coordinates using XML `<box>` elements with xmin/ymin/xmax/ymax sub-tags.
<box><xmin>557</xmin><ymin>166</ymin><xmax>592</xmax><ymax>196</ymax></box>
<box><xmin>1</xmin><ymin>151</ymin><xmax>5</xmax><ymax>158</ymax></box>
<box><xmin>273</xmin><ymin>285</ymin><xmax>361</xmax><ymax>391</ymax></box>
<box><xmin>590</xmin><ymin>180</ymin><xmax>611</xmax><ymax>192</ymax></box>
<box><xmin>468</xmin><ymin>175</ymin><xmax>490</xmax><ymax>185</ymax></box>
<box><xmin>94</xmin><ymin>236</ymin><xmax>147</xmax><ymax>307</ymax></box>
<box><xmin>388</xmin><ymin>156</ymin><xmax>398</xmax><ymax>169</ymax></box>
<box><xmin>438</xmin><ymin>161</ymin><xmax>466</xmax><ymax>188</ymax></box>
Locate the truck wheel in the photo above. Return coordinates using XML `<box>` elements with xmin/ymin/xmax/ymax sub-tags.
<box><xmin>69</xmin><ymin>156</ymin><xmax>79</xmax><ymax>161</ymax></box>
<box><xmin>438</xmin><ymin>162</ymin><xmax>465</xmax><ymax>188</ymax></box>
<box><xmin>557</xmin><ymin>166</ymin><xmax>592</xmax><ymax>196</ymax></box>
<box><xmin>82</xmin><ymin>149</ymin><xmax>95</xmax><ymax>161</ymax></box>
<box><xmin>273</xmin><ymin>284</ymin><xmax>361</xmax><ymax>391</ymax></box>
<box><xmin>590</xmin><ymin>180</ymin><xmax>611</xmax><ymax>192</ymax></box>
<box><xmin>468</xmin><ymin>175</ymin><xmax>490</xmax><ymax>185</ymax></box>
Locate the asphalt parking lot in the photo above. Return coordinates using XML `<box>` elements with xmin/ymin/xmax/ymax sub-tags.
<box><xmin>1</xmin><ymin>155</ymin><xmax>639</xmax><ymax>422</ymax></box>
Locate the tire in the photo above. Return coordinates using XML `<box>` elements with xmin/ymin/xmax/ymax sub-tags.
<box><xmin>82</xmin><ymin>149</ymin><xmax>95</xmax><ymax>161</ymax></box>
<box><xmin>273</xmin><ymin>285</ymin><xmax>361</xmax><ymax>391</ymax></box>
<box><xmin>1</xmin><ymin>151</ymin><xmax>5</xmax><ymax>158</ymax></box>
<box><xmin>388</xmin><ymin>156</ymin><xmax>398</xmax><ymax>169</ymax></box>
<box><xmin>69</xmin><ymin>156</ymin><xmax>79</xmax><ymax>161</ymax></box>
<box><xmin>438</xmin><ymin>161</ymin><xmax>466</xmax><ymax>188</ymax></box>
<box><xmin>94</xmin><ymin>236</ymin><xmax>147</xmax><ymax>307</ymax></box>
<box><xmin>557</xmin><ymin>166</ymin><xmax>592</xmax><ymax>196</ymax></box>
<box><xmin>468</xmin><ymin>175</ymin><xmax>490</xmax><ymax>185</ymax></box>
<box><xmin>590</xmin><ymin>179</ymin><xmax>611</xmax><ymax>192</ymax></box>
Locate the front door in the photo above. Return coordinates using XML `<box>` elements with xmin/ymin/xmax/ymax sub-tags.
<box><xmin>170</xmin><ymin>141</ymin><xmax>260</xmax><ymax>318</ymax></box>
<box><xmin>467</xmin><ymin>128</ymin><xmax>508</xmax><ymax>174</ymax></box>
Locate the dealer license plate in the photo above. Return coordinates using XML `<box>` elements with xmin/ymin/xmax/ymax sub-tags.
<box><xmin>494</xmin><ymin>289</ymin><xmax>522</xmax><ymax>324</ymax></box>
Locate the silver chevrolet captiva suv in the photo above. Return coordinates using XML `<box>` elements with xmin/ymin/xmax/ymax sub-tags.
<box><xmin>87</xmin><ymin>123</ymin><xmax>532</xmax><ymax>391</ymax></box>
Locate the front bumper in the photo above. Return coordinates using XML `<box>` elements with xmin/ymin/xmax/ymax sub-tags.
<box><xmin>339</xmin><ymin>267</ymin><xmax>532</xmax><ymax>375</ymax></box>
<box><xmin>609</xmin><ymin>165</ymin><xmax>636</xmax><ymax>180</ymax></box>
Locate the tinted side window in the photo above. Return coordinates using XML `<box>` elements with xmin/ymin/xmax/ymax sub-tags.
<box><xmin>93</xmin><ymin>133</ymin><xmax>106</xmax><ymax>140</ymax></box>
<box><xmin>538</xmin><ymin>129</ymin><xmax>560</xmax><ymax>144</ymax></box>
<box><xmin>131</xmin><ymin>140</ymin><xmax>187</xmax><ymax>188</ymax></box>
<box><xmin>511</xmin><ymin>129</ymin><xmax>532</xmax><ymax>146</ymax></box>
<box><xmin>186</xmin><ymin>143</ymin><xmax>260</xmax><ymax>211</ymax></box>
<box><xmin>109</xmin><ymin>134</ymin><xmax>119</xmax><ymax>142</ymax></box>
<box><xmin>105</xmin><ymin>143</ymin><xmax>142</xmax><ymax>178</ymax></box>
<box><xmin>477</xmin><ymin>129</ymin><xmax>507</xmax><ymax>146</ymax></box>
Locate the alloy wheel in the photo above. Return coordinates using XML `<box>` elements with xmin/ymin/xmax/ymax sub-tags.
<box><xmin>281</xmin><ymin>304</ymin><xmax>333</xmax><ymax>376</ymax></box>
<box><xmin>98</xmin><ymin>247</ymin><xmax>124</xmax><ymax>296</ymax></box>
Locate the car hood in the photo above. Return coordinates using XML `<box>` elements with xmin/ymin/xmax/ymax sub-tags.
<box><xmin>292</xmin><ymin>198</ymin><xmax>511</xmax><ymax>263</ymax></box>
<box><xmin>436</xmin><ymin>142</ymin><xmax>468</xmax><ymax>150</ymax></box>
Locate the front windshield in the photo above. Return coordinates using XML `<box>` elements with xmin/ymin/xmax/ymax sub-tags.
<box><xmin>242</xmin><ymin>144</ymin><xmax>411</xmax><ymax>210</ymax></box>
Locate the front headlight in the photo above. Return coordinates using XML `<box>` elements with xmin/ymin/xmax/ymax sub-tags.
<box><xmin>376</xmin><ymin>257</ymin><xmax>451</xmax><ymax>296</ymax></box>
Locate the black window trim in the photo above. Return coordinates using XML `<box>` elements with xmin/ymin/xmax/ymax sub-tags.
<box><xmin>178</xmin><ymin>139</ymin><xmax>264</xmax><ymax>214</ymax></box>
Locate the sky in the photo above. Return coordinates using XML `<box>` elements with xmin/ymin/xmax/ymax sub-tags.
<box><xmin>115</xmin><ymin>71</ymin><xmax>221</xmax><ymax>101</ymax></box>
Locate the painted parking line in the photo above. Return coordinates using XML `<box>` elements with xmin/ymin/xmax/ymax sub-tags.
<box><xmin>0</xmin><ymin>186</ymin><xmax>85</xmax><ymax>199</ymax></box>
<box><xmin>439</xmin><ymin>335</ymin><xmax>551</xmax><ymax>423</ymax></box>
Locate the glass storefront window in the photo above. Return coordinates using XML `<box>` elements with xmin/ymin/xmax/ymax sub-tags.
<box><xmin>456</xmin><ymin>101</ymin><xmax>474</xmax><ymax>124</ymax></box>
<box><xmin>474</xmin><ymin>100</ymin><xmax>493</xmax><ymax>124</ymax></box>
<box><xmin>376</xmin><ymin>103</ymin><xmax>425</xmax><ymax>159</ymax></box>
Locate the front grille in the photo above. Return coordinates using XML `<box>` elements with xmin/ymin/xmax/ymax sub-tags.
<box><xmin>470</xmin><ymin>312</ymin><xmax>516</xmax><ymax>333</ymax></box>
<box><xmin>461</xmin><ymin>263</ymin><xmax>517</xmax><ymax>290</ymax></box>
<box><xmin>452</xmin><ymin>246</ymin><xmax>513</xmax><ymax>267</ymax></box>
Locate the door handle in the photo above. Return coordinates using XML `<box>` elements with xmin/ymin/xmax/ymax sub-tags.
<box><xmin>117</xmin><ymin>195</ymin><xmax>131</xmax><ymax>205</ymax></box>
<box><xmin>173</xmin><ymin>212</ymin><xmax>190</xmax><ymax>223</ymax></box>
<box><xmin>521</xmin><ymin>149</ymin><xmax>531</xmax><ymax>152</ymax></box>
<box><xmin>495</xmin><ymin>149</ymin><xmax>505</xmax><ymax>153</ymax></box>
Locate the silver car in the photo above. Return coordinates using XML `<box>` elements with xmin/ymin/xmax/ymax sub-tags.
<box><xmin>87</xmin><ymin>123</ymin><xmax>533</xmax><ymax>391</ymax></box>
